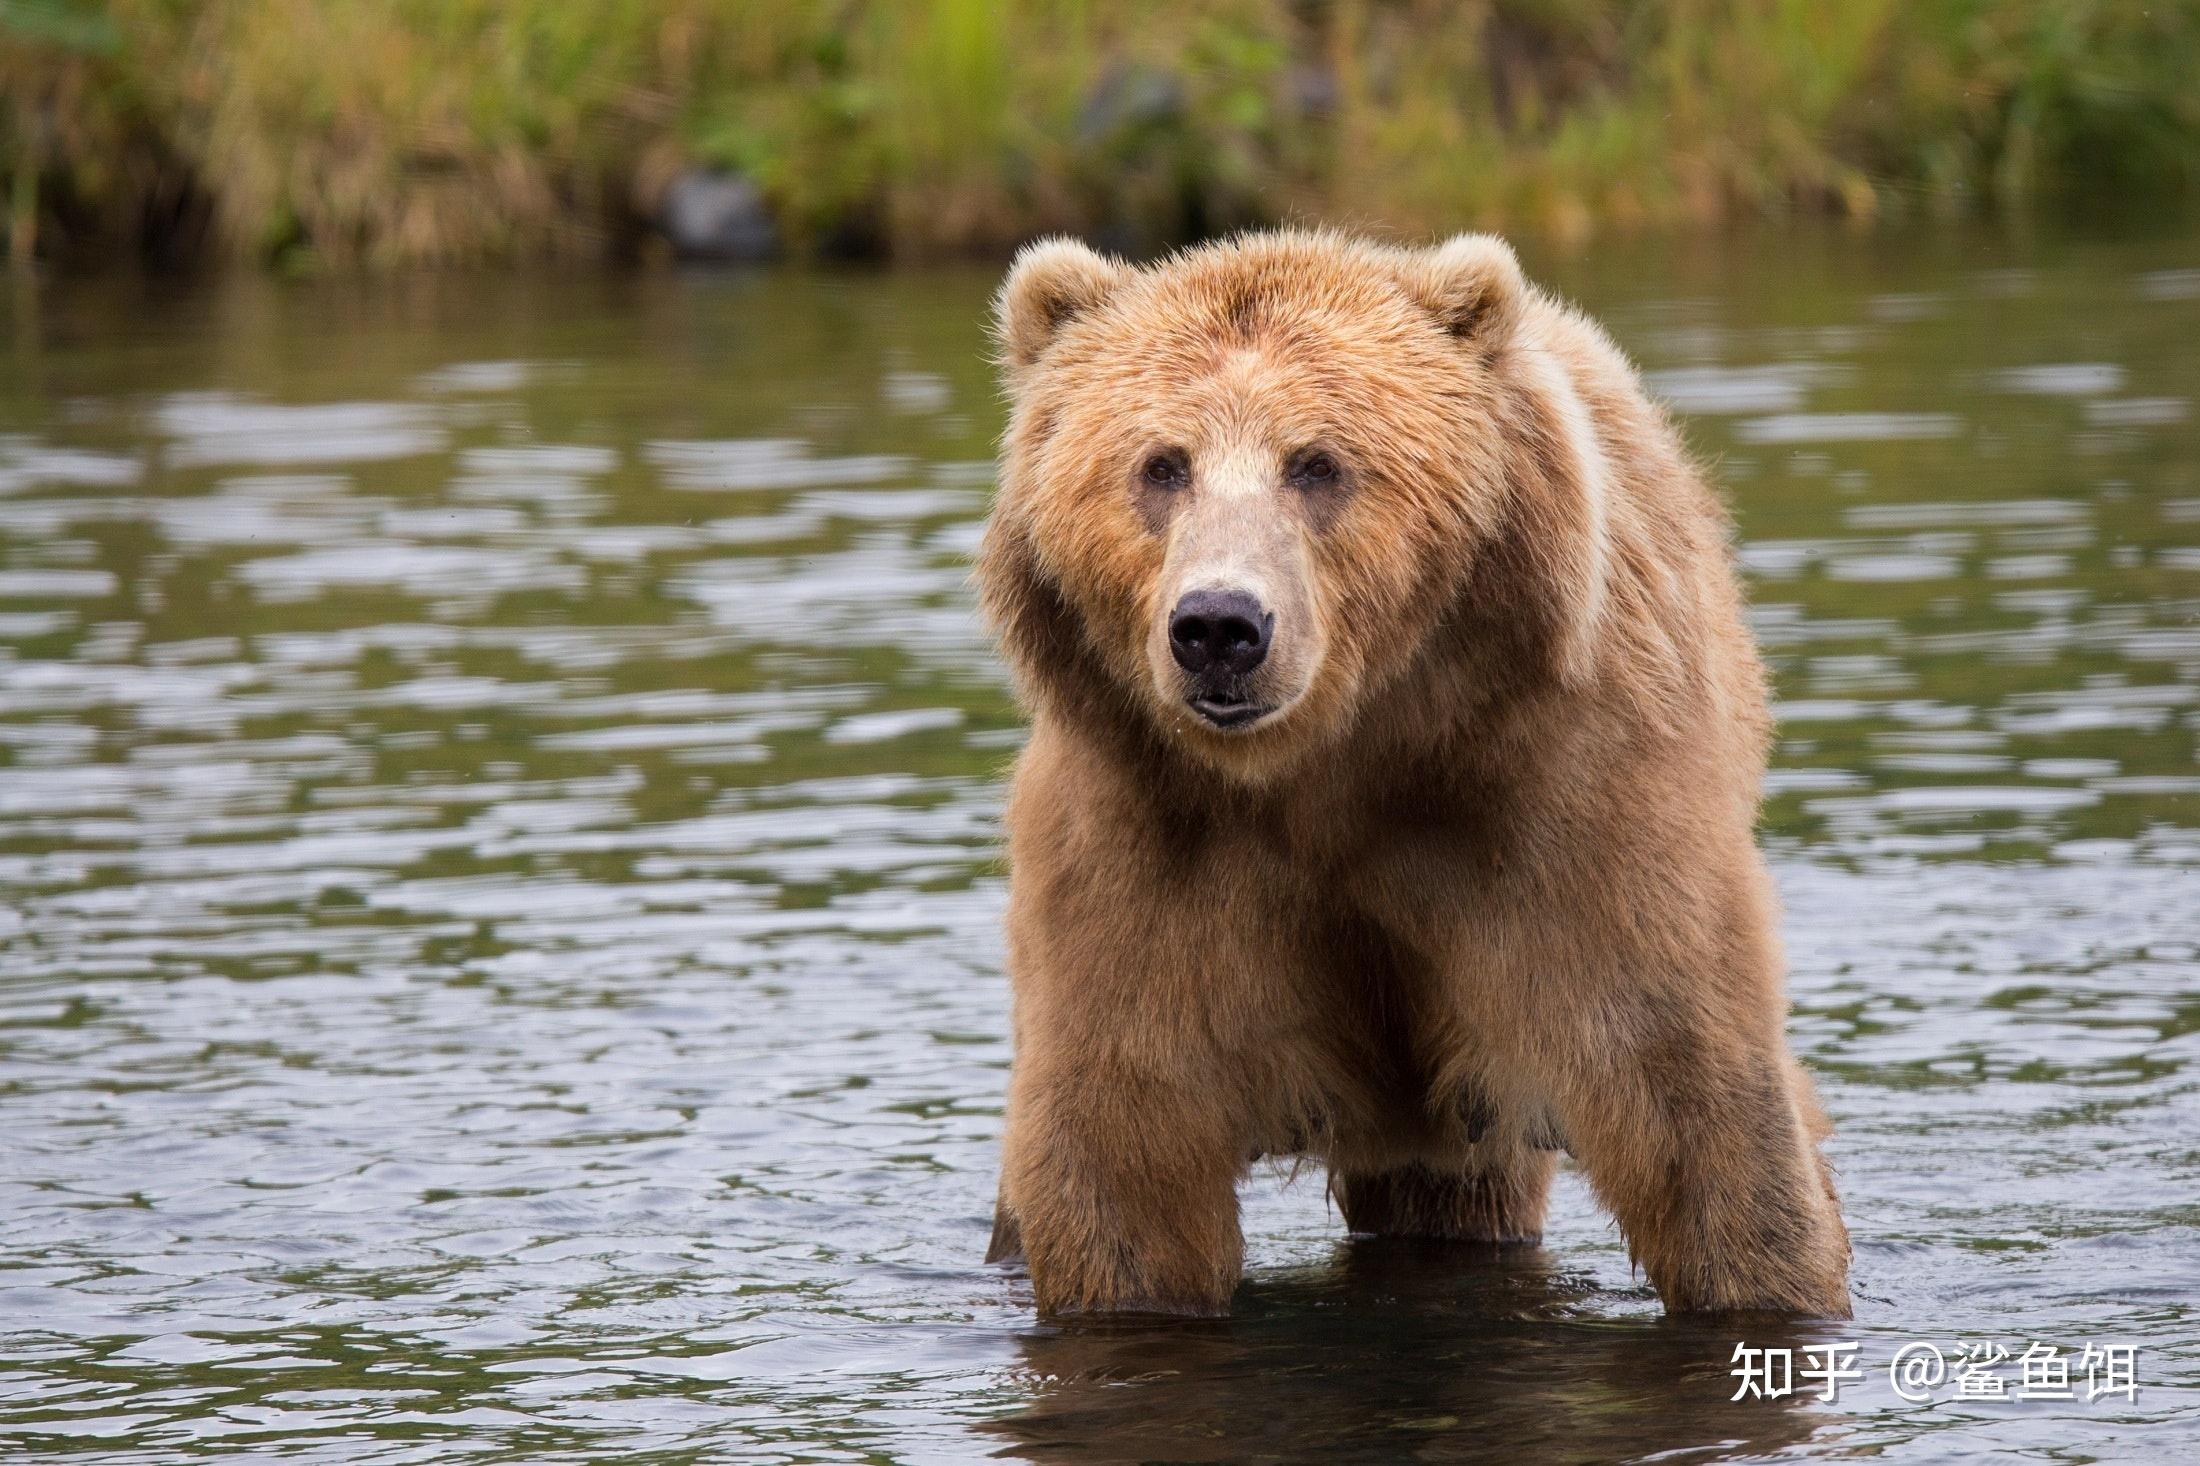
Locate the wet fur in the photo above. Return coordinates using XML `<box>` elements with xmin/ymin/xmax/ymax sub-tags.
<box><xmin>976</xmin><ymin>230</ymin><xmax>1851</xmax><ymax>1318</ymax></box>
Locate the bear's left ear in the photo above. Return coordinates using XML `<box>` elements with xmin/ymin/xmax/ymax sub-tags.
<box><xmin>994</xmin><ymin>238</ymin><xmax>1133</xmax><ymax>372</ymax></box>
<box><xmin>1392</xmin><ymin>233</ymin><xmax>1526</xmax><ymax>348</ymax></box>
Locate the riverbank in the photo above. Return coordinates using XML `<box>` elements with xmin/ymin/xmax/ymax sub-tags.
<box><xmin>7</xmin><ymin>0</ymin><xmax>2198</xmax><ymax>270</ymax></box>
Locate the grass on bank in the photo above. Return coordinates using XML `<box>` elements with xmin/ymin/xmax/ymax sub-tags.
<box><xmin>5</xmin><ymin>0</ymin><xmax>2199</xmax><ymax>269</ymax></box>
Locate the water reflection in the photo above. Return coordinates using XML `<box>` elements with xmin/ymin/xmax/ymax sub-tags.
<box><xmin>988</xmin><ymin>1244</ymin><xmax>1835</xmax><ymax>1463</ymax></box>
<box><xmin>1</xmin><ymin>229</ymin><xmax>2196</xmax><ymax>1459</ymax></box>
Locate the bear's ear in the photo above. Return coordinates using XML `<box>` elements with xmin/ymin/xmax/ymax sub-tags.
<box><xmin>1393</xmin><ymin>233</ymin><xmax>1526</xmax><ymax>347</ymax></box>
<box><xmin>994</xmin><ymin>238</ymin><xmax>1132</xmax><ymax>371</ymax></box>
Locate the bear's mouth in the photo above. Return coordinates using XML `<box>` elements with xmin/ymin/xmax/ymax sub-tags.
<box><xmin>1187</xmin><ymin>693</ymin><xmax>1275</xmax><ymax>730</ymax></box>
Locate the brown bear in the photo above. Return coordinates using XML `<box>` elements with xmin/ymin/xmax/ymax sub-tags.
<box><xmin>974</xmin><ymin>229</ymin><xmax>1851</xmax><ymax>1319</ymax></box>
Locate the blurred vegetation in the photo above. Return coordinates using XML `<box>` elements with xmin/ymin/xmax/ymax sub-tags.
<box><xmin>4</xmin><ymin>0</ymin><xmax>2199</xmax><ymax>269</ymax></box>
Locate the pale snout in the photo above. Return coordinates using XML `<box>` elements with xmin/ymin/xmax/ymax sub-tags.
<box><xmin>1146</xmin><ymin>448</ymin><xmax>1323</xmax><ymax>738</ymax></box>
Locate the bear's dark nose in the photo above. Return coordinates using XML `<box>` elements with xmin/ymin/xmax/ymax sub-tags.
<box><xmin>1169</xmin><ymin>589</ymin><xmax>1273</xmax><ymax>678</ymax></box>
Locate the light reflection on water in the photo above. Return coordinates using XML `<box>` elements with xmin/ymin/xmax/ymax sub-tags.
<box><xmin>1</xmin><ymin>228</ymin><xmax>2196</xmax><ymax>1461</ymax></box>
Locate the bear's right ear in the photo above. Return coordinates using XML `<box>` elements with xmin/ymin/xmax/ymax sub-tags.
<box><xmin>994</xmin><ymin>238</ymin><xmax>1131</xmax><ymax>371</ymax></box>
<box><xmin>1392</xmin><ymin>233</ymin><xmax>1526</xmax><ymax>349</ymax></box>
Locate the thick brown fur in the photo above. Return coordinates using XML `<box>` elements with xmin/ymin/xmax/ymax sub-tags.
<box><xmin>976</xmin><ymin>230</ymin><xmax>1851</xmax><ymax>1319</ymax></box>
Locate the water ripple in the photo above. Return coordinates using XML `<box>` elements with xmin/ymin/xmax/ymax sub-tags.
<box><xmin>0</xmin><ymin>247</ymin><xmax>2195</xmax><ymax>1462</ymax></box>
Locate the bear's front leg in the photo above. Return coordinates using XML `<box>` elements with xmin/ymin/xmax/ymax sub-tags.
<box><xmin>997</xmin><ymin>1049</ymin><xmax>1245</xmax><ymax>1316</ymax></box>
<box><xmin>1557</xmin><ymin>1014</ymin><xmax>1851</xmax><ymax>1317</ymax></box>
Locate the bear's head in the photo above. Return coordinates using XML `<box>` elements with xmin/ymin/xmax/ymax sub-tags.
<box><xmin>977</xmin><ymin>230</ymin><xmax>1611</xmax><ymax>784</ymax></box>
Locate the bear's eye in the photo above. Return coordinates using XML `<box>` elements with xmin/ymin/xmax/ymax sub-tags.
<box><xmin>1289</xmin><ymin>450</ymin><xmax>1341</xmax><ymax>488</ymax></box>
<box><xmin>1141</xmin><ymin>451</ymin><xmax>1189</xmax><ymax>490</ymax></box>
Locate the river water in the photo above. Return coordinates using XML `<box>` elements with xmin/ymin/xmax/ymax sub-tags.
<box><xmin>1</xmin><ymin>226</ymin><xmax>2195</xmax><ymax>1462</ymax></box>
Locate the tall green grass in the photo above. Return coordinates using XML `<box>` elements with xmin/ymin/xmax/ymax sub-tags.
<box><xmin>6</xmin><ymin>0</ymin><xmax>2197</xmax><ymax>269</ymax></box>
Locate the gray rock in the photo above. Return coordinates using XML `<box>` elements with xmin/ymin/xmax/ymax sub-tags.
<box><xmin>662</xmin><ymin>171</ymin><xmax>778</xmax><ymax>262</ymax></box>
<box><xmin>1077</xmin><ymin>63</ymin><xmax>1185</xmax><ymax>147</ymax></box>
<box><xmin>1286</xmin><ymin>63</ymin><xmax>1338</xmax><ymax>119</ymax></box>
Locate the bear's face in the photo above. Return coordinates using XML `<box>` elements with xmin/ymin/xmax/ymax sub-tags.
<box><xmin>980</xmin><ymin>232</ymin><xmax>1552</xmax><ymax>781</ymax></box>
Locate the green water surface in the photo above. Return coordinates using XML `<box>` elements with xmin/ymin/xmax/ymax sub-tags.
<box><xmin>1</xmin><ymin>224</ymin><xmax>2196</xmax><ymax>1461</ymax></box>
